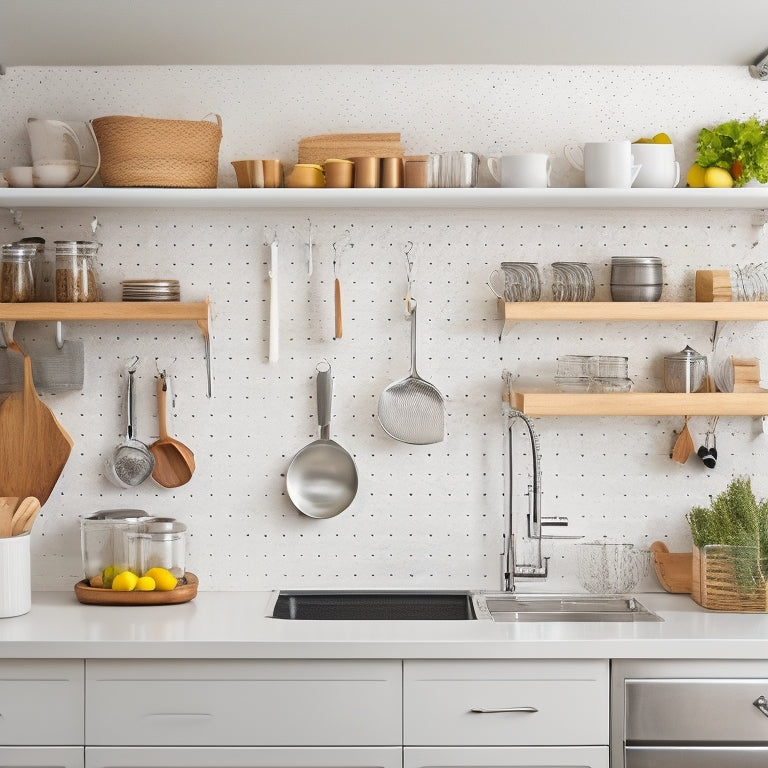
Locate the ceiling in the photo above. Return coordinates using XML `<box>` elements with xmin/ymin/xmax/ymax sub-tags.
<box><xmin>1</xmin><ymin>0</ymin><xmax>768</xmax><ymax>68</ymax></box>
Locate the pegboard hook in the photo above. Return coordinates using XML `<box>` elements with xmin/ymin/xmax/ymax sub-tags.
<box><xmin>404</xmin><ymin>240</ymin><xmax>415</xmax><ymax>315</ymax></box>
<box><xmin>306</xmin><ymin>217</ymin><xmax>314</xmax><ymax>276</ymax></box>
<box><xmin>8</xmin><ymin>208</ymin><xmax>23</xmax><ymax>229</ymax></box>
<box><xmin>332</xmin><ymin>229</ymin><xmax>353</xmax><ymax>277</ymax></box>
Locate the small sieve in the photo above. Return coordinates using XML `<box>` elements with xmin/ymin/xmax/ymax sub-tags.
<box><xmin>105</xmin><ymin>360</ymin><xmax>155</xmax><ymax>488</ymax></box>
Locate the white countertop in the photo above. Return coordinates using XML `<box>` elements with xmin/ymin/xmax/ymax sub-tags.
<box><xmin>2</xmin><ymin>591</ymin><xmax>767</xmax><ymax>660</ymax></box>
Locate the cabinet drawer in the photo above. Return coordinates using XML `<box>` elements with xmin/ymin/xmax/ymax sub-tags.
<box><xmin>86</xmin><ymin>746</ymin><xmax>402</xmax><ymax>768</ymax></box>
<box><xmin>405</xmin><ymin>746</ymin><xmax>609</xmax><ymax>768</ymax></box>
<box><xmin>0</xmin><ymin>747</ymin><xmax>83</xmax><ymax>768</ymax></box>
<box><xmin>626</xmin><ymin>679</ymin><xmax>768</xmax><ymax>742</ymax></box>
<box><xmin>86</xmin><ymin>659</ymin><xmax>401</xmax><ymax>746</ymax></box>
<box><xmin>403</xmin><ymin>660</ymin><xmax>608</xmax><ymax>746</ymax></box>
<box><xmin>0</xmin><ymin>660</ymin><xmax>84</xmax><ymax>745</ymax></box>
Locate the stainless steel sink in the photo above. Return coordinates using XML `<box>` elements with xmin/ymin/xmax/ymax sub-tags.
<box><xmin>471</xmin><ymin>593</ymin><xmax>663</xmax><ymax>622</ymax></box>
<box><xmin>269</xmin><ymin>590</ymin><xmax>476</xmax><ymax>620</ymax></box>
<box><xmin>267</xmin><ymin>590</ymin><xmax>662</xmax><ymax>622</ymax></box>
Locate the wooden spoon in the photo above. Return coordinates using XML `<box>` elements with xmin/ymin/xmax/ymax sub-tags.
<box><xmin>671</xmin><ymin>416</ymin><xmax>695</xmax><ymax>464</ymax></box>
<box><xmin>11</xmin><ymin>496</ymin><xmax>40</xmax><ymax>536</ymax></box>
<box><xmin>0</xmin><ymin>497</ymin><xmax>19</xmax><ymax>538</ymax></box>
<box><xmin>149</xmin><ymin>375</ymin><xmax>195</xmax><ymax>488</ymax></box>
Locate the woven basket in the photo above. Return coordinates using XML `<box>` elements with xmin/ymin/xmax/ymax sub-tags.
<box><xmin>91</xmin><ymin>114</ymin><xmax>222</xmax><ymax>188</ymax></box>
<box><xmin>691</xmin><ymin>545</ymin><xmax>768</xmax><ymax>612</ymax></box>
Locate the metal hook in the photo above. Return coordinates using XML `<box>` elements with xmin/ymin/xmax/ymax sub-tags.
<box><xmin>404</xmin><ymin>240</ymin><xmax>415</xmax><ymax>315</ymax></box>
<box><xmin>126</xmin><ymin>355</ymin><xmax>140</xmax><ymax>374</ymax></box>
<box><xmin>332</xmin><ymin>229</ymin><xmax>353</xmax><ymax>276</ymax></box>
<box><xmin>306</xmin><ymin>218</ymin><xmax>314</xmax><ymax>276</ymax></box>
<box><xmin>91</xmin><ymin>216</ymin><xmax>99</xmax><ymax>234</ymax></box>
<box><xmin>9</xmin><ymin>209</ymin><xmax>23</xmax><ymax>229</ymax></box>
<box><xmin>263</xmin><ymin>227</ymin><xmax>278</xmax><ymax>246</ymax></box>
<box><xmin>55</xmin><ymin>321</ymin><xmax>63</xmax><ymax>350</ymax></box>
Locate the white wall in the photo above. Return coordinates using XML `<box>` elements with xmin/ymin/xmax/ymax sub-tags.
<box><xmin>1</xmin><ymin>65</ymin><xmax>766</xmax><ymax>591</ymax></box>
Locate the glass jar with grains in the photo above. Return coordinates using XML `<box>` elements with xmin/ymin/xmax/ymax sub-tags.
<box><xmin>55</xmin><ymin>240</ymin><xmax>102</xmax><ymax>302</ymax></box>
<box><xmin>0</xmin><ymin>242</ymin><xmax>37</xmax><ymax>302</ymax></box>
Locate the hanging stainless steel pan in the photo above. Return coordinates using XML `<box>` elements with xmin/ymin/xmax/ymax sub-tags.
<box><xmin>286</xmin><ymin>363</ymin><xmax>358</xmax><ymax>519</ymax></box>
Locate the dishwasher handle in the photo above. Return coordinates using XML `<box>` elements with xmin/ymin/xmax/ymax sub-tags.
<box><xmin>753</xmin><ymin>696</ymin><xmax>768</xmax><ymax>718</ymax></box>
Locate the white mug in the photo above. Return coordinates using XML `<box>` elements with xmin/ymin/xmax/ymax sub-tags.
<box><xmin>564</xmin><ymin>141</ymin><xmax>641</xmax><ymax>188</ymax></box>
<box><xmin>630</xmin><ymin>143</ymin><xmax>680</xmax><ymax>188</ymax></box>
<box><xmin>3</xmin><ymin>166</ymin><xmax>35</xmax><ymax>187</ymax></box>
<box><xmin>26</xmin><ymin>118</ymin><xmax>82</xmax><ymax>176</ymax></box>
<box><xmin>487</xmin><ymin>153</ymin><xmax>551</xmax><ymax>188</ymax></box>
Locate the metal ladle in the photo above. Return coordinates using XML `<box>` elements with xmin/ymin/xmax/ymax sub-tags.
<box><xmin>105</xmin><ymin>357</ymin><xmax>155</xmax><ymax>488</ymax></box>
<box><xmin>286</xmin><ymin>362</ymin><xmax>358</xmax><ymax>518</ymax></box>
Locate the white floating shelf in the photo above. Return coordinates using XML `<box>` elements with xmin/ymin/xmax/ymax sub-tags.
<box><xmin>2</xmin><ymin>187</ymin><xmax>768</xmax><ymax>210</ymax></box>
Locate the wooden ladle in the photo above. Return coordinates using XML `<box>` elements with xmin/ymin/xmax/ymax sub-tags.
<box><xmin>149</xmin><ymin>375</ymin><xmax>195</xmax><ymax>488</ymax></box>
<box><xmin>11</xmin><ymin>496</ymin><xmax>40</xmax><ymax>536</ymax></box>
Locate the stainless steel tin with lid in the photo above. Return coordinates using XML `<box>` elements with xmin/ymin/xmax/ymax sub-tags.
<box><xmin>610</xmin><ymin>256</ymin><xmax>663</xmax><ymax>302</ymax></box>
<box><xmin>663</xmin><ymin>345</ymin><xmax>709</xmax><ymax>393</ymax></box>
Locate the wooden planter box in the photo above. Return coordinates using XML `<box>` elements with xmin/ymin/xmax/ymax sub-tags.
<box><xmin>691</xmin><ymin>545</ymin><xmax>768</xmax><ymax>612</ymax></box>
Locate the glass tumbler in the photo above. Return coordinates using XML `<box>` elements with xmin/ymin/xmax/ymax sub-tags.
<box><xmin>128</xmin><ymin>519</ymin><xmax>187</xmax><ymax>578</ymax></box>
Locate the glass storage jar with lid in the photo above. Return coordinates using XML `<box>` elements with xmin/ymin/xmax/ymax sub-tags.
<box><xmin>0</xmin><ymin>242</ymin><xmax>37</xmax><ymax>302</ymax></box>
<box><xmin>54</xmin><ymin>240</ymin><xmax>102</xmax><ymax>302</ymax></box>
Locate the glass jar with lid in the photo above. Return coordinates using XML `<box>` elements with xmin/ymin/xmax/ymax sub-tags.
<box><xmin>54</xmin><ymin>240</ymin><xmax>102</xmax><ymax>302</ymax></box>
<box><xmin>0</xmin><ymin>242</ymin><xmax>37</xmax><ymax>302</ymax></box>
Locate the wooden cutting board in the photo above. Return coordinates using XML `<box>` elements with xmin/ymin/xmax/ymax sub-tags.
<box><xmin>650</xmin><ymin>541</ymin><xmax>692</xmax><ymax>593</ymax></box>
<box><xmin>0</xmin><ymin>352</ymin><xmax>73</xmax><ymax>506</ymax></box>
<box><xmin>298</xmin><ymin>132</ymin><xmax>404</xmax><ymax>165</ymax></box>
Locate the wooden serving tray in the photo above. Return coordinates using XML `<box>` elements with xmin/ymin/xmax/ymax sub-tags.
<box><xmin>74</xmin><ymin>573</ymin><xmax>198</xmax><ymax>606</ymax></box>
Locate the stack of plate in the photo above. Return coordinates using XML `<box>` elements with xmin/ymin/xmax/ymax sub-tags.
<box><xmin>121</xmin><ymin>279</ymin><xmax>181</xmax><ymax>302</ymax></box>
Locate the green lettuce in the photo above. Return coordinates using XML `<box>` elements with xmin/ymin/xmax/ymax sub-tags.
<box><xmin>696</xmin><ymin>117</ymin><xmax>768</xmax><ymax>186</ymax></box>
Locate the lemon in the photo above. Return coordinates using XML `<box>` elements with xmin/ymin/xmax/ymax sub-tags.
<box><xmin>143</xmin><ymin>567</ymin><xmax>178</xmax><ymax>591</ymax></box>
<box><xmin>135</xmin><ymin>576</ymin><xmax>156</xmax><ymax>591</ymax></box>
<box><xmin>633</xmin><ymin>137</ymin><xmax>653</xmax><ymax>144</ymax></box>
<box><xmin>686</xmin><ymin>164</ymin><xmax>707</xmax><ymax>188</ymax></box>
<box><xmin>111</xmin><ymin>570</ymin><xmax>139</xmax><ymax>591</ymax></box>
<box><xmin>652</xmin><ymin>132</ymin><xmax>672</xmax><ymax>144</ymax></box>
<box><xmin>704</xmin><ymin>166</ymin><xmax>734</xmax><ymax>188</ymax></box>
<box><xmin>102</xmin><ymin>564</ymin><xmax>119</xmax><ymax>589</ymax></box>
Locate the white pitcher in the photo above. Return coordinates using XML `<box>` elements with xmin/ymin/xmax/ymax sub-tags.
<box><xmin>27</xmin><ymin>117</ymin><xmax>82</xmax><ymax>187</ymax></box>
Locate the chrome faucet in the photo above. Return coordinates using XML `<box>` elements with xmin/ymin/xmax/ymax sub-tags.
<box><xmin>501</xmin><ymin>372</ymin><xmax>581</xmax><ymax>592</ymax></box>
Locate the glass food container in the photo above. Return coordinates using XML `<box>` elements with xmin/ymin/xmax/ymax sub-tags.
<box><xmin>54</xmin><ymin>240</ymin><xmax>102</xmax><ymax>302</ymax></box>
<box><xmin>0</xmin><ymin>242</ymin><xmax>37</xmax><ymax>302</ymax></box>
<box><xmin>127</xmin><ymin>519</ymin><xmax>187</xmax><ymax>579</ymax></box>
<box><xmin>79</xmin><ymin>509</ymin><xmax>150</xmax><ymax>587</ymax></box>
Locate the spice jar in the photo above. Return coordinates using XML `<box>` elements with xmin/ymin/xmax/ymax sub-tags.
<box><xmin>0</xmin><ymin>242</ymin><xmax>37</xmax><ymax>302</ymax></box>
<box><xmin>54</xmin><ymin>240</ymin><xmax>102</xmax><ymax>302</ymax></box>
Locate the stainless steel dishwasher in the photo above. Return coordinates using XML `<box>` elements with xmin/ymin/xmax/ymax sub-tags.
<box><xmin>611</xmin><ymin>659</ymin><xmax>768</xmax><ymax>768</ymax></box>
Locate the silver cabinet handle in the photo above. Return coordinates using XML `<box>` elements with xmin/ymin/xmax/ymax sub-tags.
<box><xmin>754</xmin><ymin>695</ymin><xmax>768</xmax><ymax>718</ymax></box>
<box><xmin>470</xmin><ymin>706</ymin><xmax>539</xmax><ymax>713</ymax></box>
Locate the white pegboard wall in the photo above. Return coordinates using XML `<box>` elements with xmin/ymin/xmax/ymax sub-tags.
<box><xmin>1</xmin><ymin>64</ymin><xmax>768</xmax><ymax>592</ymax></box>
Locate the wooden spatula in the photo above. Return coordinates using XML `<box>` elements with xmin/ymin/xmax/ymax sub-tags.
<box><xmin>671</xmin><ymin>416</ymin><xmax>694</xmax><ymax>464</ymax></box>
<box><xmin>0</xmin><ymin>497</ymin><xmax>19</xmax><ymax>538</ymax></box>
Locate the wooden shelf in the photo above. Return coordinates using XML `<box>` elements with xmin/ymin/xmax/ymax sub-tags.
<box><xmin>2</xmin><ymin>186</ymin><xmax>768</xmax><ymax>211</ymax></box>
<box><xmin>0</xmin><ymin>300</ymin><xmax>210</xmax><ymax>339</ymax></box>
<box><xmin>498</xmin><ymin>300</ymin><xmax>768</xmax><ymax>336</ymax></box>
<box><xmin>508</xmin><ymin>391</ymin><xmax>768</xmax><ymax>417</ymax></box>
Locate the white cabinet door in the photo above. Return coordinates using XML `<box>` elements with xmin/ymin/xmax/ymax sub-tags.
<box><xmin>0</xmin><ymin>746</ymin><xmax>83</xmax><ymax>768</ymax></box>
<box><xmin>404</xmin><ymin>660</ymin><xmax>609</xmax><ymax>746</ymax></box>
<box><xmin>0</xmin><ymin>660</ymin><xmax>84</xmax><ymax>745</ymax></box>
<box><xmin>405</xmin><ymin>746</ymin><xmax>609</xmax><ymax>768</ymax></box>
<box><xmin>86</xmin><ymin>659</ymin><xmax>402</xmax><ymax>746</ymax></box>
<box><xmin>86</xmin><ymin>746</ymin><xmax>402</xmax><ymax>768</ymax></box>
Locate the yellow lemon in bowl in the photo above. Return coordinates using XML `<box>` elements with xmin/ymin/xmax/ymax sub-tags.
<box><xmin>135</xmin><ymin>576</ymin><xmax>156</xmax><ymax>591</ymax></box>
<box><xmin>652</xmin><ymin>132</ymin><xmax>672</xmax><ymax>144</ymax></box>
<box><xmin>143</xmin><ymin>567</ymin><xmax>178</xmax><ymax>591</ymax></box>
<box><xmin>111</xmin><ymin>571</ymin><xmax>139</xmax><ymax>591</ymax></box>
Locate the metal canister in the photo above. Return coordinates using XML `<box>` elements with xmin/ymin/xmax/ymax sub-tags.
<box><xmin>663</xmin><ymin>345</ymin><xmax>709</xmax><ymax>393</ymax></box>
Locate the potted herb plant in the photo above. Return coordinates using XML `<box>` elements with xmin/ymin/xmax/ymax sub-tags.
<box><xmin>686</xmin><ymin>475</ymin><xmax>768</xmax><ymax>611</ymax></box>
